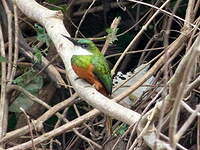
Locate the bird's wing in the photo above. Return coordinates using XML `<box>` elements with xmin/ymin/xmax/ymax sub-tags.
<box><xmin>92</xmin><ymin>56</ymin><xmax>112</xmax><ymax>95</ymax></box>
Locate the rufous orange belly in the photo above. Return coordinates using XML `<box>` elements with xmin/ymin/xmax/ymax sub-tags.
<box><xmin>72</xmin><ymin>64</ymin><xmax>108</xmax><ymax>96</ymax></box>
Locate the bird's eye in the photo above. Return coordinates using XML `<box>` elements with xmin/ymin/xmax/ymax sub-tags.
<box><xmin>81</xmin><ymin>43</ymin><xmax>88</xmax><ymax>49</ymax></box>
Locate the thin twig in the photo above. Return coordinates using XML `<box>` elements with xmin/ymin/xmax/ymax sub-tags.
<box><xmin>75</xmin><ymin>0</ymin><xmax>96</xmax><ymax>38</ymax></box>
<box><xmin>160</xmin><ymin>133</ymin><xmax>188</xmax><ymax>150</ymax></box>
<box><xmin>0</xmin><ymin>24</ymin><xmax>8</xmax><ymax>149</ymax></box>
<box><xmin>106</xmin><ymin>46</ymin><xmax>165</xmax><ymax>58</ymax></box>
<box><xmin>181</xmin><ymin>101</ymin><xmax>200</xmax><ymax>115</ymax></box>
<box><xmin>193</xmin><ymin>0</ymin><xmax>200</xmax><ymax>18</ymax></box>
<box><xmin>20</xmin><ymin>108</ymin><xmax>36</xmax><ymax>150</ymax></box>
<box><xmin>2</xmin><ymin>0</ymin><xmax>13</xmax><ymax>80</ymax></box>
<box><xmin>9</xmin><ymin>4</ymin><xmax>19</xmax><ymax>83</ymax></box>
<box><xmin>165</xmin><ymin>0</ymin><xmax>182</xmax><ymax>46</ymax></box>
<box><xmin>175</xmin><ymin>105</ymin><xmax>200</xmax><ymax>142</ymax></box>
<box><xmin>73</xmin><ymin>1</ymin><xmax>129</xmax><ymax>16</ymax></box>
<box><xmin>183</xmin><ymin>0</ymin><xmax>195</xmax><ymax>28</ymax></box>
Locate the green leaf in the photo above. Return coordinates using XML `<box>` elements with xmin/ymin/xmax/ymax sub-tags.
<box><xmin>9</xmin><ymin>70</ymin><xmax>43</xmax><ymax>113</ymax></box>
<box><xmin>0</xmin><ymin>56</ymin><xmax>7</xmax><ymax>62</ymax></box>
<box><xmin>106</xmin><ymin>27</ymin><xmax>118</xmax><ymax>44</ymax></box>
<box><xmin>115</xmin><ymin>124</ymin><xmax>128</xmax><ymax>135</ymax></box>
<box><xmin>12</xmin><ymin>70</ymin><xmax>33</xmax><ymax>86</ymax></box>
<box><xmin>9</xmin><ymin>94</ymin><xmax>35</xmax><ymax>113</ymax></box>
<box><xmin>106</xmin><ymin>28</ymin><xmax>113</xmax><ymax>34</ymax></box>
<box><xmin>25</xmin><ymin>74</ymin><xmax>43</xmax><ymax>93</ymax></box>
<box><xmin>33</xmin><ymin>47</ymin><xmax>43</xmax><ymax>63</ymax></box>
<box><xmin>34</xmin><ymin>24</ymin><xmax>50</xmax><ymax>47</ymax></box>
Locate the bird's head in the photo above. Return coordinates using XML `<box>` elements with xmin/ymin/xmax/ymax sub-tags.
<box><xmin>62</xmin><ymin>35</ymin><xmax>100</xmax><ymax>56</ymax></box>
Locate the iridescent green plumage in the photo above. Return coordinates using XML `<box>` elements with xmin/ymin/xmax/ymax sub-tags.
<box><xmin>71</xmin><ymin>39</ymin><xmax>112</xmax><ymax>95</ymax></box>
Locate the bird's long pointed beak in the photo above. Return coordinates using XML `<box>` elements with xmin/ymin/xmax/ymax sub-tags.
<box><xmin>61</xmin><ymin>34</ymin><xmax>79</xmax><ymax>46</ymax></box>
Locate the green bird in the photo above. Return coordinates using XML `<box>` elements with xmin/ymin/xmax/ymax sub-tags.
<box><xmin>62</xmin><ymin>35</ymin><xmax>112</xmax><ymax>96</ymax></box>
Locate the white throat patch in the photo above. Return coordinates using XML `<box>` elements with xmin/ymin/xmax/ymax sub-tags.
<box><xmin>73</xmin><ymin>46</ymin><xmax>93</xmax><ymax>56</ymax></box>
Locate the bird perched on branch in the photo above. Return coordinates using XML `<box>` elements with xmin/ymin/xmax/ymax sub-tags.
<box><xmin>62</xmin><ymin>35</ymin><xmax>112</xmax><ymax>96</ymax></box>
<box><xmin>62</xmin><ymin>35</ymin><xmax>113</xmax><ymax>135</ymax></box>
